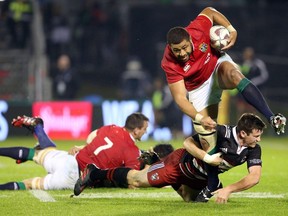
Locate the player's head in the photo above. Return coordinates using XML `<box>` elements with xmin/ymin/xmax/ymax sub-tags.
<box><xmin>237</xmin><ymin>113</ymin><xmax>266</xmax><ymax>134</ymax></box>
<box><xmin>237</xmin><ymin>113</ymin><xmax>266</xmax><ymax>147</ymax></box>
<box><xmin>153</xmin><ymin>143</ymin><xmax>174</xmax><ymax>159</ymax></box>
<box><xmin>167</xmin><ymin>27</ymin><xmax>193</xmax><ymax>63</ymax></box>
<box><xmin>125</xmin><ymin>112</ymin><xmax>149</xmax><ymax>141</ymax></box>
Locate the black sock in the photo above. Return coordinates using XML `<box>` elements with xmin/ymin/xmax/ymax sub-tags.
<box><xmin>107</xmin><ymin>167</ymin><xmax>131</xmax><ymax>188</ymax></box>
<box><xmin>237</xmin><ymin>78</ymin><xmax>274</xmax><ymax>121</ymax></box>
<box><xmin>0</xmin><ymin>147</ymin><xmax>34</xmax><ymax>161</ymax></box>
<box><xmin>90</xmin><ymin>169</ymin><xmax>108</xmax><ymax>182</ymax></box>
<box><xmin>205</xmin><ymin>164</ymin><xmax>220</xmax><ymax>191</ymax></box>
<box><xmin>0</xmin><ymin>182</ymin><xmax>25</xmax><ymax>190</ymax></box>
<box><xmin>90</xmin><ymin>167</ymin><xmax>131</xmax><ymax>188</ymax></box>
<box><xmin>34</xmin><ymin>125</ymin><xmax>56</xmax><ymax>148</ymax></box>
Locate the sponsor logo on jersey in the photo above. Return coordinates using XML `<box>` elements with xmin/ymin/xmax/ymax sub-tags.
<box><xmin>183</xmin><ymin>63</ymin><xmax>191</xmax><ymax>72</ymax></box>
<box><xmin>249</xmin><ymin>158</ymin><xmax>262</xmax><ymax>165</ymax></box>
<box><xmin>199</xmin><ymin>42</ymin><xmax>208</xmax><ymax>52</ymax></box>
<box><xmin>150</xmin><ymin>173</ymin><xmax>159</xmax><ymax>181</ymax></box>
<box><xmin>204</xmin><ymin>52</ymin><xmax>211</xmax><ymax>64</ymax></box>
<box><xmin>219</xmin><ymin>159</ymin><xmax>233</xmax><ymax>172</ymax></box>
<box><xmin>224</xmin><ymin>125</ymin><xmax>232</xmax><ymax>138</ymax></box>
<box><xmin>220</xmin><ymin>147</ymin><xmax>228</xmax><ymax>154</ymax></box>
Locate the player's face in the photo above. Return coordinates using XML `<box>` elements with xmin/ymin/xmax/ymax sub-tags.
<box><xmin>242</xmin><ymin>129</ymin><xmax>263</xmax><ymax>148</ymax></box>
<box><xmin>134</xmin><ymin>121</ymin><xmax>149</xmax><ymax>141</ymax></box>
<box><xmin>170</xmin><ymin>39</ymin><xmax>192</xmax><ymax>63</ymax></box>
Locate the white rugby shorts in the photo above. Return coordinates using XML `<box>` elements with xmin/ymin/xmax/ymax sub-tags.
<box><xmin>42</xmin><ymin>150</ymin><xmax>79</xmax><ymax>190</ymax></box>
<box><xmin>188</xmin><ymin>53</ymin><xmax>234</xmax><ymax>112</ymax></box>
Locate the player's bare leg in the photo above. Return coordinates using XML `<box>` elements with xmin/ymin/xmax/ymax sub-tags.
<box><xmin>127</xmin><ymin>167</ymin><xmax>150</xmax><ymax>188</ymax></box>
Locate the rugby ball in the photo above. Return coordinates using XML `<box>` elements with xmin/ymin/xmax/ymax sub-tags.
<box><xmin>210</xmin><ymin>25</ymin><xmax>230</xmax><ymax>51</ymax></box>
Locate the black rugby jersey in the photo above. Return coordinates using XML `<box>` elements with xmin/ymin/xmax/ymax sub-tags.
<box><xmin>181</xmin><ymin>124</ymin><xmax>262</xmax><ymax>178</ymax></box>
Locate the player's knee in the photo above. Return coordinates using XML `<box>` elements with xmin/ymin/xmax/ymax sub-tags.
<box><xmin>218</xmin><ymin>63</ymin><xmax>243</xmax><ymax>88</ymax></box>
<box><xmin>180</xmin><ymin>191</ymin><xmax>194</xmax><ymax>202</ymax></box>
<box><xmin>31</xmin><ymin>177</ymin><xmax>44</xmax><ymax>189</ymax></box>
<box><xmin>193</xmin><ymin>124</ymin><xmax>217</xmax><ymax>152</ymax></box>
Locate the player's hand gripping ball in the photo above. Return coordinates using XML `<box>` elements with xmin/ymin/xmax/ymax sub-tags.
<box><xmin>210</xmin><ymin>25</ymin><xmax>230</xmax><ymax>51</ymax></box>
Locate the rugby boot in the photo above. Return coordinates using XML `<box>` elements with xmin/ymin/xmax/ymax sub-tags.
<box><xmin>12</xmin><ymin>115</ymin><xmax>43</xmax><ymax>133</ymax></box>
<box><xmin>270</xmin><ymin>113</ymin><xmax>286</xmax><ymax>135</ymax></box>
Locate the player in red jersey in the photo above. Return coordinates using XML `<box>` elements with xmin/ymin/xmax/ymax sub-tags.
<box><xmin>161</xmin><ymin>7</ymin><xmax>285</xmax><ymax>139</ymax></box>
<box><xmin>75</xmin><ymin>112</ymin><xmax>149</xmax><ymax>172</ymax></box>
<box><xmin>74</xmin><ymin>113</ymin><xmax>265</xmax><ymax>204</ymax></box>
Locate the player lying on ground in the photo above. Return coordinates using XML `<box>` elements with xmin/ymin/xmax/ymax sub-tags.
<box><xmin>0</xmin><ymin>117</ymin><xmax>79</xmax><ymax>190</ymax></box>
<box><xmin>0</xmin><ymin>113</ymin><xmax>167</xmax><ymax>190</ymax></box>
<box><xmin>74</xmin><ymin>113</ymin><xmax>266</xmax><ymax>204</ymax></box>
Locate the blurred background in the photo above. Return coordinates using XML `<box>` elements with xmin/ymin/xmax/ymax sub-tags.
<box><xmin>0</xmin><ymin>0</ymin><xmax>287</xmax><ymax>140</ymax></box>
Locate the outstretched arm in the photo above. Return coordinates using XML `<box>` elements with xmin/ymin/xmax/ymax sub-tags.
<box><xmin>212</xmin><ymin>165</ymin><xmax>261</xmax><ymax>203</ymax></box>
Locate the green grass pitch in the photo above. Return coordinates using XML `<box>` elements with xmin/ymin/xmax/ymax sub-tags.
<box><xmin>0</xmin><ymin>136</ymin><xmax>288</xmax><ymax>216</ymax></box>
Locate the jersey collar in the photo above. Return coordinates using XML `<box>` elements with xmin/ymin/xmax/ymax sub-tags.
<box><xmin>232</xmin><ymin>126</ymin><xmax>247</xmax><ymax>154</ymax></box>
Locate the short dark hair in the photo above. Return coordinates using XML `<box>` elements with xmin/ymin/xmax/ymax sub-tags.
<box><xmin>237</xmin><ymin>113</ymin><xmax>266</xmax><ymax>135</ymax></box>
<box><xmin>167</xmin><ymin>27</ymin><xmax>190</xmax><ymax>45</ymax></box>
<box><xmin>124</xmin><ymin>112</ymin><xmax>149</xmax><ymax>131</ymax></box>
<box><xmin>153</xmin><ymin>143</ymin><xmax>174</xmax><ymax>159</ymax></box>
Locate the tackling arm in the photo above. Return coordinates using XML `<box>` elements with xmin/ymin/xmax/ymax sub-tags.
<box><xmin>183</xmin><ymin>136</ymin><xmax>222</xmax><ymax>166</ymax></box>
<box><xmin>212</xmin><ymin>165</ymin><xmax>261</xmax><ymax>203</ymax></box>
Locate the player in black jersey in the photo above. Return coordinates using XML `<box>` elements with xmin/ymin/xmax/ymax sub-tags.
<box><xmin>74</xmin><ymin>113</ymin><xmax>266</xmax><ymax>204</ymax></box>
<box><xmin>185</xmin><ymin>112</ymin><xmax>265</xmax><ymax>202</ymax></box>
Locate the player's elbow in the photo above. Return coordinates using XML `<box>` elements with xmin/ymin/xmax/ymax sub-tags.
<box><xmin>249</xmin><ymin>175</ymin><xmax>261</xmax><ymax>187</ymax></box>
<box><xmin>252</xmin><ymin>177</ymin><xmax>260</xmax><ymax>186</ymax></box>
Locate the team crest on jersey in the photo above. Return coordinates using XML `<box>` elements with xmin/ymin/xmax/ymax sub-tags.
<box><xmin>199</xmin><ymin>42</ymin><xmax>208</xmax><ymax>52</ymax></box>
<box><xmin>150</xmin><ymin>173</ymin><xmax>159</xmax><ymax>181</ymax></box>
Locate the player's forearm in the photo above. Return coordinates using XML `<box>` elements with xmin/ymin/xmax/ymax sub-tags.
<box><xmin>202</xmin><ymin>7</ymin><xmax>233</xmax><ymax>29</ymax></box>
<box><xmin>183</xmin><ymin>137</ymin><xmax>206</xmax><ymax>159</ymax></box>
<box><xmin>168</xmin><ymin>82</ymin><xmax>198</xmax><ymax>120</ymax></box>
<box><xmin>173</xmin><ymin>96</ymin><xmax>197</xmax><ymax>120</ymax></box>
<box><xmin>223</xmin><ymin>173</ymin><xmax>260</xmax><ymax>194</ymax></box>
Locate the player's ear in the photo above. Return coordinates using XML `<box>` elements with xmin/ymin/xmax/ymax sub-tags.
<box><xmin>132</xmin><ymin>128</ymin><xmax>139</xmax><ymax>137</ymax></box>
<box><xmin>239</xmin><ymin>130</ymin><xmax>246</xmax><ymax>138</ymax></box>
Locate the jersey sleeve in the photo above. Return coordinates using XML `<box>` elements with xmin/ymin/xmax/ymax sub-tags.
<box><xmin>186</xmin><ymin>14</ymin><xmax>213</xmax><ymax>38</ymax></box>
<box><xmin>246</xmin><ymin>144</ymin><xmax>262</xmax><ymax>168</ymax></box>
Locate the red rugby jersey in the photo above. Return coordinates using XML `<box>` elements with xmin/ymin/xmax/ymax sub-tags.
<box><xmin>76</xmin><ymin>125</ymin><xmax>141</xmax><ymax>172</ymax></box>
<box><xmin>161</xmin><ymin>15</ymin><xmax>220</xmax><ymax>91</ymax></box>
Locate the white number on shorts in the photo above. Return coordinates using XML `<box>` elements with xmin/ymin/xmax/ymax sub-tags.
<box><xmin>93</xmin><ymin>137</ymin><xmax>113</xmax><ymax>155</ymax></box>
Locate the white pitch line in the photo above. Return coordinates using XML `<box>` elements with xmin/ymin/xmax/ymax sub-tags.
<box><xmin>63</xmin><ymin>191</ymin><xmax>287</xmax><ymax>199</ymax></box>
<box><xmin>30</xmin><ymin>190</ymin><xmax>56</xmax><ymax>202</ymax></box>
<box><xmin>231</xmin><ymin>192</ymin><xmax>285</xmax><ymax>199</ymax></box>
